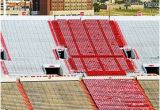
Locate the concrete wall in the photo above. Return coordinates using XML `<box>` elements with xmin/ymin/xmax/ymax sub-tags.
<box><xmin>50</xmin><ymin>9</ymin><xmax>94</xmax><ymax>16</ymax></box>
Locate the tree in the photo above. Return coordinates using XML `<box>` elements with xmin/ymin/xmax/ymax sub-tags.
<box><xmin>100</xmin><ymin>3</ymin><xmax>107</xmax><ymax>9</ymax></box>
<box><xmin>93</xmin><ymin>3</ymin><xmax>101</xmax><ymax>12</ymax></box>
<box><xmin>100</xmin><ymin>0</ymin><xmax>107</xmax><ymax>3</ymax></box>
<box><xmin>124</xmin><ymin>1</ymin><xmax>130</xmax><ymax>10</ymax></box>
<box><xmin>152</xmin><ymin>0</ymin><xmax>158</xmax><ymax>2</ymax></box>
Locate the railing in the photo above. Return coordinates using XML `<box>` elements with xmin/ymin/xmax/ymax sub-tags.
<box><xmin>1</xmin><ymin>33</ymin><xmax>11</xmax><ymax>60</ymax></box>
<box><xmin>1</xmin><ymin>61</ymin><xmax>9</xmax><ymax>75</ymax></box>
<box><xmin>16</xmin><ymin>79</ymin><xmax>33</xmax><ymax>110</ymax></box>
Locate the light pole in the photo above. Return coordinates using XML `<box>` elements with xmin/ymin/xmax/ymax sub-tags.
<box><xmin>24</xmin><ymin>0</ymin><xmax>26</xmax><ymax>11</ymax></box>
<box><xmin>30</xmin><ymin>0</ymin><xmax>32</xmax><ymax>15</ymax></box>
<box><xmin>108</xmin><ymin>3</ymin><xmax>111</xmax><ymax>21</ymax></box>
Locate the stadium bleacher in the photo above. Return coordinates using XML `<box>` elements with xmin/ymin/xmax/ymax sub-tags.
<box><xmin>1</xmin><ymin>16</ymin><xmax>159</xmax><ymax>110</ymax></box>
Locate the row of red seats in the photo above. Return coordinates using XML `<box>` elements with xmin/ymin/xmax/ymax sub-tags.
<box><xmin>57</xmin><ymin>20</ymin><xmax>79</xmax><ymax>56</ymax></box>
<box><xmin>83</xmin><ymin>20</ymin><xmax>112</xmax><ymax>56</ymax></box>
<box><xmin>84</xmin><ymin>79</ymin><xmax>154</xmax><ymax>110</ymax></box>
<box><xmin>51</xmin><ymin>20</ymin><xmax>74</xmax><ymax>56</ymax></box>
<box><xmin>98</xmin><ymin>20</ymin><xmax>124</xmax><ymax>56</ymax></box>
<box><xmin>109</xmin><ymin>20</ymin><xmax>127</xmax><ymax>47</ymax></box>
<box><xmin>68</xmin><ymin>20</ymin><xmax>95</xmax><ymax>56</ymax></box>
<box><xmin>70</xmin><ymin>57</ymin><xmax>133</xmax><ymax>75</ymax></box>
<box><xmin>50</xmin><ymin>21</ymin><xmax>66</xmax><ymax>47</ymax></box>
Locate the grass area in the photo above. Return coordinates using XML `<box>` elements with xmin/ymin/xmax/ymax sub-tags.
<box><xmin>95</xmin><ymin>8</ymin><xmax>159</xmax><ymax>16</ymax></box>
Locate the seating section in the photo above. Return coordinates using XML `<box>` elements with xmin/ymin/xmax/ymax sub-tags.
<box><xmin>84</xmin><ymin>20</ymin><xmax>112</xmax><ymax>56</ymax></box>
<box><xmin>1</xmin><ymin>82</ymin><xmax>27</xmax><ymax>110</ymax></box>
<box><xmin>22</xmin><ymin>81</ymin><xmax>93</xmax><ymax>110</ymax></box>
<box><xmin>68</xmin><ymin>20</ymin><xmax>95</xmax><ymax>56</ymax></box>
<box><xmin>49</xmin><ymin>19</ymin><xmax>136</xmax><ymax>76</ymax></box>
<box><xmin>1</xmin><ymin>20</ymin><xmax>56</xmax><ymax>76</ymax></box>
<box><xmin>100</xmin><ymin>58</ymin><xmax>120</xmax><ymax>71</ymax></box>
<box><xmin>98</xmin><ymin>20</ymin><xmax>124</xmax><ymax>56</ymax></box>
<box><xmin>84</xmin><ymin>79</ymin><xmax>154</xmax><ymax>110</ymax></box>
<box><xmin>139</xmin><ymin>80</ymin><xmax>159</xmax><ymax>110</ymax></box>
<box><xmin>118</xmin><ymin>20</ymin><xmax>159</xmax><ymax>65</ymax></box>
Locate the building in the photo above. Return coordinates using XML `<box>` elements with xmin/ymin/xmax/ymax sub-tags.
<box><xmin>1</xmin><ymin>0</ymin><xmax>93</xmax><ymax>16</ymax></box>
<box><xmin>31</xmin><ymin>0</ymin><xmax>39</xmax><ymax>15</ymax></box>
<box><xmin>1</xmin><ymin>0</ymin><xmax>30</xmax><ymax>15</ymax></box>
<box><xmin>39</xmin><ymin>0</ymin><xmax>94</xmax><ymax>16</ymax></box>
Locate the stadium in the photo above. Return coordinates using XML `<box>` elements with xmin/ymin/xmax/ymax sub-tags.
<box><xmin>0</xmin><ymin>16</ymin><xmax>159</xmax><ymax>110</ymax></box>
